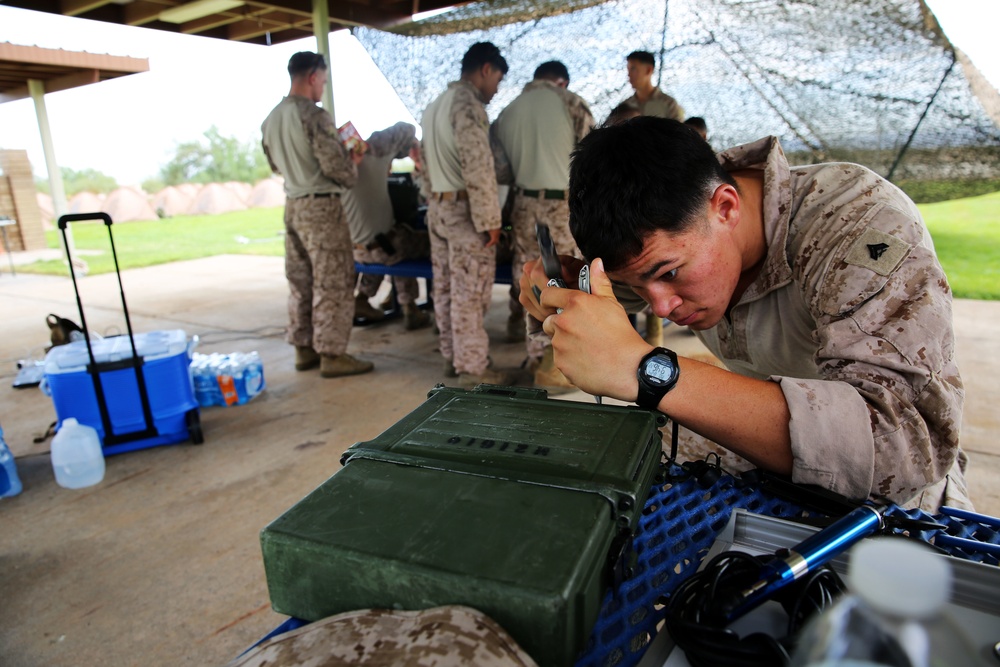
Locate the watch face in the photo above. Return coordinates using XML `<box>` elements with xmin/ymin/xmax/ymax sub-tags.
<box><xmin>645</xmin><ymin>356</ymin><xmax>675</xmax><ymax>386</ymax></box>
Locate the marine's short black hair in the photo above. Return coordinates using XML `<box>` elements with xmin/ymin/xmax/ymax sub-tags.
<box><xmin>287</xmin><ymin>51</ymin><xmax>327</xmax><ymax>78</ymax></box>
<box><xmin>684</xmin><ymin>116</ymin><xmax>708</xmax><ymax>132</ymax></box>
<box><xmin>626</xmin><ymin>50</ymin><xmax>656</xmax><ymax>67</ymax></box>
<box><xmin>604</xmin><ymin>102</ymin><xmax>640</xmax><ymax>127</ymax></box>
<box><xmin>533</xmin><ymin>60</ymin><xmax>570</xmax><ymax>83</ymax></box>
<box><xmin>461</xmin><ymin>42</ymin><xmax>509</xmax><ymax>76</ymax></box>
<box><xmin>568</xmin><ymin>117</ymin><xmax>736</xmax><ymax>270</ymax></box>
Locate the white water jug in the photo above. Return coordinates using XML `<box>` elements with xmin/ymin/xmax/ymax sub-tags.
<box><xmin>51</xmin><ymin>418</ymin><xmax>105</xmax><ymax>489</ymax></box>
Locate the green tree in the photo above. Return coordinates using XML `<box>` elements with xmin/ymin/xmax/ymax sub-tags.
<box><xmin>35</xmin><ymin>167</ymin><xmax>118</xmax><ymax>196</ymax></box>
<box><xmin>159</xmin><ymin>126</ymin><xmax>271</xmax><ymax>186</ymax></box>
<box><xmin>141</xmin><ymin>176</ymin><xmax>166</xmax><ymax>194</ymax></box>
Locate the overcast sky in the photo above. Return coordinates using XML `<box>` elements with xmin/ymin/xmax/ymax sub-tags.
<box><xmin>0</xmin><ymin>10</ymin><xmax>416</xmax><ymax>186</ymax></box>
<box><xmin>0</xmin><ymin>0</ymin><xmax>996</xmax><ymax>187</ymax></box>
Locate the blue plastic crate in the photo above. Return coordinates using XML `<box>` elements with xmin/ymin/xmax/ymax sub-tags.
<box><xmin>43</xmin><ymin>330</ymin><xmax>200</xmax><ymax>455</ymax></box>
<box><xmin>249</xmin><ymin>470</ymin><xmax>1000</xmax><ymax>667</ymax></box>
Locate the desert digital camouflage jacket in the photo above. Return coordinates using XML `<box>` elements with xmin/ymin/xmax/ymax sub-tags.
<box><xmin>621</xmin><ymin>86</ymin><xmax>684</xmax><ymax>121</ymax></box>
<box><xmin>261</xmin><ymin>95</ymin><xmax>357</xmax><ymax>198</ymax></box>
<box><xmin>491</xmin><ymin>79</ymin><xmax>595</xmax><ymax>189</ymax></box>
<box><xmin>421</xmin><ymin>80</ymin><xmax>502</xmax><ymax>234</ymax></box>
<box><xmin>700</xmin><ymin>136</ymin><xmax>969</xmax><ymax>510</ymax></box>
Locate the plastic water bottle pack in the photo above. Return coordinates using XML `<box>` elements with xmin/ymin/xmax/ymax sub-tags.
<box><xmin>190</xmin><ymin>352</ymin><xmax>265</xmax><ymax>408</ymax></box>
<box><xmin>0</xmin><ymin>423</ymin><xmax>23</xmax><ymax>498</ymax></box>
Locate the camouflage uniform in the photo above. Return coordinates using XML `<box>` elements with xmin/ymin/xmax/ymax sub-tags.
<box><xmin>492</xmin><ymin>80</ymin><xmax>594</xmax><ymax>360</ymax></box>
<box><xmin>228</xmin><ymin>605</ymin><xmax>538</xmax><ymax>667</ymax></box>
<box><xmin>261</xmin><ymin>95</ymin><xmax>357</xmax><ymax>356</ymax></box>
<box><xmin>681</xmin><ymin>136</ymin><xmax>969</xmax><ymax>511</ymax></box>
<box><xmin>352</xmin><ymin>224</ymin><xmax>430</xmax><ymax>305</ymax></box>
<box><xmin>422</xmin><ymin>81</ymin><xmax>502</xmax><ymax>375</ymax></box>
<box><xmin>621</xmin><ymin>87</ymin><xmax>685</xmax><ymax>120</ymax></box>
<box><xmin>343</xmin><ymin>121</ymin><xmax>428</xmax><ymax>306</ymax></box>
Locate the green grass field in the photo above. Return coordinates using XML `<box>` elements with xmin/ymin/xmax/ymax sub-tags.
<box><xmin>20</xmin><ymin>192</ymin><xmax>1000</xmax><ymax>300</ymax></box>
<box><xmin>28</xmin><ymin>208</ymin><xmax>285</xmax><ymax>275</ymax></box>
<box><xmin>921</xmin><ymin>191</ymin><xmax>1000</xmax><ymax>300</ymax></box>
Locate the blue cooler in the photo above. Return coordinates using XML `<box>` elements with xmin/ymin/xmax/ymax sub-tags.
<box><xmin>43</xmin><ymin>329</ymin><xmax>202</xmax><ymax>455</ymax></box>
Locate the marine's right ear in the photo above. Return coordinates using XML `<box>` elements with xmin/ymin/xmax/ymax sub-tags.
<box><xmin>709</xmin><ymin>183</ymin><xmax>741</xmax><ymax>231</ymax></box>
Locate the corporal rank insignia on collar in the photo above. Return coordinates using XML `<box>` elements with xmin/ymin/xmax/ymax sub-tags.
<box><xmin>845</xmin><ymin>227</ymin><xmax>910</xmax><ymax>276</ymax></box>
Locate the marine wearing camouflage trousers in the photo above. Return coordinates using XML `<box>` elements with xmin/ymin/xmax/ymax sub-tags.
<box><xmin>428</xmin><ymin>198</ymin><xmax>496</xmax><ymax>375</ymax></box>
<box><xmin>284</xmin><ymin>195</ymin><xmax>355</xmax><ymax>356</ymax></box>
<box><xmin>353</xmin><ymin>222</ymin><xmax>430</xmax><ymax>306</ymax></box>
<box><xmin>509</xmin><ymin>195</ymin><xmax>580</xmax><ymax>360</ymax></box>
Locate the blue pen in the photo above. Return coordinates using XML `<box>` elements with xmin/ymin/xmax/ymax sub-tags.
<box><xmin>726</xmin><ymin>504</ymin><xmax>884</xmax><ymax>622</ymax></box>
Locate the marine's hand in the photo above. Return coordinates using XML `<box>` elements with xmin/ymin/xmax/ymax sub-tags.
<box><xmin>484</xmin><ymin>228</ymin><xmax>502</xmax><ymax>248</ymax></box>
<box><xmin>540</xmin><ymin>258</ymin><xmax>652</xmax><ymax>402</ymax></box>
<box><xmin>518</xmin><ymin>258</ymin><xmax>550</xmax><ymax>321</ymax></box>
<box><xmin>518</xmin><ymin>256</ymin><xmax>585</xmax><ymax>321</ymax></box>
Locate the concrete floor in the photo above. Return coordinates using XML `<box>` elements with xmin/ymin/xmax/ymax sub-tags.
<box><xmin>0</xmin><ymin>254</ymin><xmax>997</xmax><ymax>667</ymax></box>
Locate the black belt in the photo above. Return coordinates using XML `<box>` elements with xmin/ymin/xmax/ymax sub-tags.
<box><xmin>291</xmin><ymin>192</ymin><xmax>339</xmax><ymax>199</ymax></box>
<box><xmin>516</xmin><ymin>187</ymin><xmax>567</xmax><ymax>200</ymax></box>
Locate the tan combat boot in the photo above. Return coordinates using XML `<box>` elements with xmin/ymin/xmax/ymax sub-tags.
<box><xmin>294</xmin><ymin>346</ymin><xmax>320</xmax><ymax>371</ymax></box>
<box><xmin>320</xmin><ymin>353</ymin><xmax>374</xmax><ymax>378</ymax></box>
<box><xmin>402</xmin><ymin>302</ymin><xmax>431</xmax><ymax>331</ymax></box>
<box><xmin>533</xmin><ymin>346</ymin><xmax>576</xmax><ymax>395</ymax></box>
<box><xmin>354</xmin><ymin>294</ymin><xmax>385</xmax><ymax>322</ymax></box>
<box><xmin>457</xmin><ymin>367</ymin><xmax>510</xmax><ymax>389</ymax></box>
<box><xmin>447</xmin><ymin>355</ymin><xmax>494</xmax><ymax>378</ymax></box>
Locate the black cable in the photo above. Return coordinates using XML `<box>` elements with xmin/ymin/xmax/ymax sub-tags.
<box><xmin>664</xmin><ymin>550</ymin><xmax>846</xmax><ymax>667</ymax></box>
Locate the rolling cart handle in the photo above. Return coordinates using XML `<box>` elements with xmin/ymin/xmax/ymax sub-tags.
<box><xmin>58</xmin><ymin>212</ymin><xmax>112</xmax><ymax>229</ymax></box>
<box><xmin>57</xmin><ymin>212</ymin><xmax>158</xmax><ymax>446</ymax></box>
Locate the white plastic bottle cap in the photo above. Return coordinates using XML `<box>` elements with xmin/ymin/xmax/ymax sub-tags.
<box><xmin>848</xmin><ymin>538</ymin><xmax>951</xmax><ymax>619</ymax></box>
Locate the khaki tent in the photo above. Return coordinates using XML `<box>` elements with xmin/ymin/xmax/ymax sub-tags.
<box><xmin>222</xmin><ymin>181</ymin><xmax>253</xmax><ymax>204</ymax></box>
<box><xmin>152</xmin><ymin>185</ymin><xmax>195</xmax><ymax>218</ymax></box>
<box><xmin>35</xmin><ymin>191</ymin><xmax>53</xmax><ymax>228</ymax></box>
<box><xmin>249</xmin><ymin>177</ymin><xmax>285</xmax><ymax>208</ymax></box>
<box><xmin>68</xmin><ymin>191</ymin><xmax>105</xmax><ymax>215</ymax></box>
<box><xmin>177</xmin><ymin>183</ymin><xmax>201</xmax><ymax>199</ymax></box>
<box><xmin>101</xmin><ymin>186</ymin><xmax>157</xmax><ymax>222</ymax></box>
<box><xmin>186</xmin><ymin>182</ymin><xmax>248</xmax><ymax>216</ymax></box>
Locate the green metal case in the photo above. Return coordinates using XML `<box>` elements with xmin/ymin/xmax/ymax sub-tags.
<box><xmin>260</xmin><ymin>385</ymin><xmax>666</xmax><ymax>666</ymax></box>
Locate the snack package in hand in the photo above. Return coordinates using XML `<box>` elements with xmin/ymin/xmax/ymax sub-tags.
<box><xmin>337</xmin><ymin>121</ymin><xmax>369</xmax><ymax>159</ymax></box>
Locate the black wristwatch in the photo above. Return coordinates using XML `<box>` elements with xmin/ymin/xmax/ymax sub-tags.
<box><xmin>636</xmin><ymin>347</ymin><xmax>680</xmax><ymax>410</ymax></box>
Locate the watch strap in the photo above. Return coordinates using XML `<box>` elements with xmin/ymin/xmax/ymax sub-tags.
<box><xmin>636</xmin><ymin>347</ymin><xmax>679</xmax><ymax>410</ymax></box>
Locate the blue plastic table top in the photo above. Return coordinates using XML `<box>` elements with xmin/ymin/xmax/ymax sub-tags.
<box><xmin>252</xmin><ymin>469</ymin><xmax>1000</xmax><ymax>666</ymax></box>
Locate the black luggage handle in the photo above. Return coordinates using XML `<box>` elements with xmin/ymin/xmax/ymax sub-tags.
<box><xmin>58</xmin><ymin>212</ymin><xmax>158</xmax><ymax>446</ymax></box>
<box><xmin>58</xmin><ymin>211</ymin><xmax>112</xmax><ymax>229</ymax></box>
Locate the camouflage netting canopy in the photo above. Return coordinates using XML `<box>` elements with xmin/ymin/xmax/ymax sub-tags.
<box><xmin>355</xmin><ymin>0</ymin><xmax>999</xmax><ymax>186</ymax></box>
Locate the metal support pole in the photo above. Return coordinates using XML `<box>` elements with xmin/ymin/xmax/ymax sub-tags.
<box><xmin>312</xmin><ymin>0</ymin><xmax>337</xmax><ymax>127</ymax></box>
<box><xmin>28</xmin><ymin>78</ymin><xmax>78</xmax><ymax>269</ymax></box>
<box><xmin>0</xmin><ymin>219</ymin><xmax>16</xmax><ymax>277</ymax></box>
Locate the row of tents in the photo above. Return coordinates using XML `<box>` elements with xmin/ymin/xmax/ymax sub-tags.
<box><xmin>35</xmin><ymin>177</ymin><xmax>286</xmax><ymax>227</ymax></box>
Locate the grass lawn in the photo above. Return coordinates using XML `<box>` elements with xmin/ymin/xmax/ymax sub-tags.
<box><xmin>921</xmin><ymin>191</ymin><xmax>1000</xmax><ymax>300</ymax></box>
<box><xmin>26</xmin><ymin>207</ymin><xmax>285</xmax><ymax>275</ymax></box>
<box><xmin>18</xmin><ymin>192</ymin><xmax>999</xmax><ymax>300</ymax></box>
